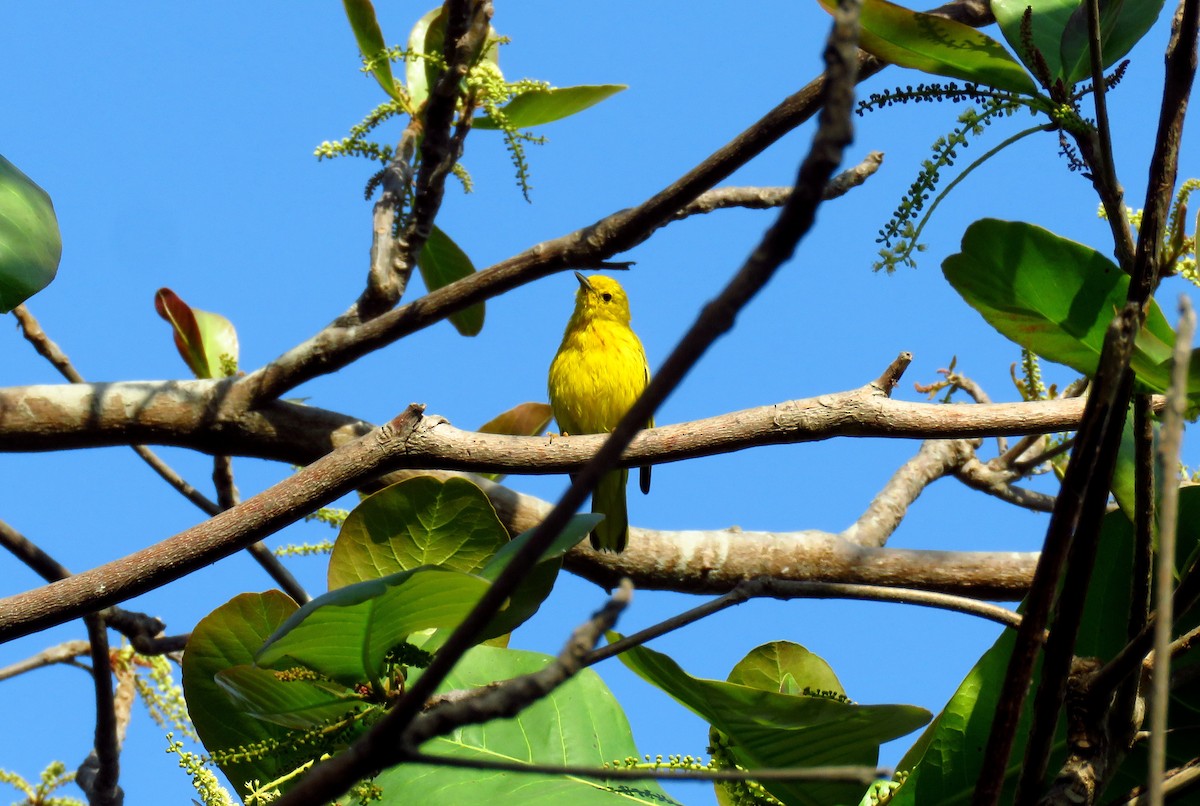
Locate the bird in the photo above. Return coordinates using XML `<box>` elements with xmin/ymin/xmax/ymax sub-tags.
<box><xmin>548</xmin><ymin>271</ymin><xmax>653</xmax><ymax>552</ymax></box>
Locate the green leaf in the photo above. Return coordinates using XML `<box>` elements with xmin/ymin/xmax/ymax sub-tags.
<box><xmin>372</xmin><ymin>645</ymin><xmax>675</xmax><ymax>805</ymax></box>
<box><xmin>153</xmin><ymin>288</ymin><xmax>239</xmax><ymax>378</ymax></box>
<box><xmin>727</xmin><ymin>641</ymin><xmax>845</xmax><ymax>696</ymax></box>
<box><xmin>214</xmin><ymin>664</ymin><xmax>364</xmax><ymax>730</ymax></box>
<box><xmin>993</xmin><ymin>0</ymin><xmax>1164</xmax><ymax>85</ymax></box>
<box><xmin>890</xmin><ymin>490</ymin><xmax>1200</xmax><ymax>803</ymax></box>
<box><xmin>1110</xmin><ymin>406</ymin><xmax>1164</xmax><ymax>530</ymax></box>
<box><xmin>816</xmin><ymin>0</ymin><xmax>1038</xmax><ymax>95</ymax></box>
<box><xmin>327</xmin><ymin>476</ymin><xmax>509</xmax><ymax>589</ymax></box>
<box><xmin>256</xmin><ymin>566</ymin><xmax>490</xmax><ymax>687</ymax></box>
<box><xmin>0</xmin><ymin>154</ymin><xmax>61</xmax><ymax>312</ymax></box>
<box><xmin>474</xmin><ymin>85</ymin><xmax>628</xmax><ymax>130</ymax></box>
<box><xmin>476</xmin><ymin>402</ymin><xmax>554</xmax><ymax>482</ymax></box>
<box><xmin>182</xmin><ymin>591</ymin><xmax>300</xmax><ymax>800</ymax></box>
<box><xmin>1058</xmin><ymin>0</ymin><xmax>1163</xmax><ymax>84</ymax></box>
<box><xmin>406</xmin><ymin>6</ymin><xmax>445</xmax><ymax>112</ymax></box>
<box><xmin>416</xmin><ymin>225</ymin><xmax>484</xmax><ymax>336</ymax></box>
<box><xmin>615</xmin><ymin>638</ymin><xmax>930</xmax><ymax>806</ymax></box>
<box><xmin>942</xmin><ymin>219</ymin><xmax>1200</xmax><ymax>394</ymax></box>
<box><xmin>342</xmin><ymin>0</ymin><xmax>403</xmax><ymax>102</ymax></box>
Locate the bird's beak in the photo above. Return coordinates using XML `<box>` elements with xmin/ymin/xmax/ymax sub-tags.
<box><xmin>573</xmin><ymin>271</ymin><xmax>593</xmax><ymax>291</ymax></box>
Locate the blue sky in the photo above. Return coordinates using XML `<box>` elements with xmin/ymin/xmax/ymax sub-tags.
<box><xmin>2</xmin><ymin>3</ymin><xmax>1197</xmax><ymax>804</ymax></box>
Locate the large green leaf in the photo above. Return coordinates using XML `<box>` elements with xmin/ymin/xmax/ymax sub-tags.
<box><xmin>0</xmin><ymin>154</ymin><xmax>61</xmax><ymax>312</ymax></box>
<box><xmin>993</xmin><ymin>0</ymin><xmax>1164</xmax><ymax>85</ymax></box>
<box><xmin>474</xmin><ymin>85</ymin><xmax>628</xmax><ymax>130</ymax></box>
<box><xmin>369</xmin><ymin>645</ymin><xmax>675</xmax><ymax>805</ymax></box>
<box><xmin>153</xmin><ymin>287</ymin><xmax>239</xmax><ymax>378</ymax></box>
<box><xmin>256</xmin><ymin>567</ymin><xmax>490</xmax><ymax>687</ymax></box>
<box><xmin>1058</xmin><ymin>0</ymin><xmax>1164</xmax><ymax>85</ymax></box>
<box><xmin>214</xmin><ymin>664</ymin><xmax>363</xmax><ymax>730</ymax></box>
<box><xmin>890</xmin><ymin>489</ymin><xmax>1200</xmax><ymax>803</ymax></box>
<box><xmin>416</xmin><ymin>225</ymin><xmax>484</xmax><ymax>336</ymax></box>
<box><xmin>615</xmin><ymin>638</ymin><xmax>930</xmax><ymax>806</ymax></box>
<box><xmin>942</xmin><ymin>219</ymin><xmax>1200</xmax><ymax>394</ymax></box>
<box><xmin>182</xmin><ymin>591</ymin><xmax>300</xmax><ymax>800</ymax></box>
<box><xmin>816</xmin><ymin>0</ymin><xmax>1038</xmax><ymax>95</ymax></box>
<box><xmin>328</xmin><ymin>476</ymin><xmax>508</xmax><ymax>588</ymax></box>
<box><xmin>342</xmin><ymin>0</ymin><xmax>403</xmax><ymax>102</ymax></box>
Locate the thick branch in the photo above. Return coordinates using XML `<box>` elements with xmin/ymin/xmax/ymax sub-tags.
<box><xmin>0</xmin><ymin>378</ymin><xmax>1161</xmax><ymax>467</ymax></box>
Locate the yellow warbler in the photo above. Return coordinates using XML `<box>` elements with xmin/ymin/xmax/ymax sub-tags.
<box><xmin>548</xmin><ymin>272</ymin><xmax>653</xmax><ymax>552</ymax></box>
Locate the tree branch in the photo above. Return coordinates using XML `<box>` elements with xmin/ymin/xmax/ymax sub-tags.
<box><xmin>0</xmin><ymin>639</ymin><xmax>91</xmax><ymax>681</ymax></box>
<box><xmin>76</xmin><ymin>614</ymin><xmax>122</xmax><ymax>806</ymax></box>
<box><xmin>1</xmin><ymin>377</ymin><xmax>1162</xmax><ymax>466</ymax></box>
<box><xmin>592</xmin><ymin>577</ymin><xmax>1021</xmax><ymax>668</ymax></box>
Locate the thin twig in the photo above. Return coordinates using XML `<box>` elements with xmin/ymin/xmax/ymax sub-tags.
<box><xmin>591</xmin><ymin>577</ymin><xmax>1021</xmax><ymax>666</ymax></box>
<box><xmin>669</xmin><ymin>151</ymin><xmax>884</xmax><ymax>221</ymax></box>
<box><xmin>403</xmin><ymin>579</ymin><xmax>633</xmax><ymax>748</ymax></box>
<box><xmin>402</xmin><ymin>750</ymin><xmax>887</xmax><ymax>786</ymax></box>
<box><xmin>0</xmin><ymin>639</ymin><xmax>92</xmax><ymax>681</ymax></box>
<box><xmin>1082</xmin><ymin>0</ymin><xmax>1131</xmax><ymax>269</ymax></box>
<box><xmin>955</xmin><ymin>458</ymin><xmax>1058</xmax><ymax>513</ymax></box>
<box><xmin>841</xmin><ymin>438</ymin><xmax>977</xmax><ymax>547</ymax></box>
<box><xmin>214</xmin><ymin>455</ymin><xmax>310</xmax><ymax>603</ymax></box>
<box><xmin>1127</xmin><ymin>0</ymin><xmax>1199</xmax><ymax>305</ymax></box>
<box><xmin>1148</xmin><ymin>297</ymin><xmax>1195</xmax><ymax>805</ymax></box>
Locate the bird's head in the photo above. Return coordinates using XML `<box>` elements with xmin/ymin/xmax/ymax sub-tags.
<box><xmin>571</xmin><ymin>271</ymin><xmax>632</xmax><ymax>324</ymax></box>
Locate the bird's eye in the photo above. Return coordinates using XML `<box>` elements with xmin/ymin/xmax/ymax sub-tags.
<box><xmin>601</xmin><ymin>292</ymin><xmax>612</xmax><ymax>302</ymax></box>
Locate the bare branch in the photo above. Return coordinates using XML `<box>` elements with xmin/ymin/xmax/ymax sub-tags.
<box><xmin>1</xmin><ymin>377</ymin><xmax>1164</xmax><ymax>467</ymax></box>
<box><xmin>842</xmin><ymin>438</ymin><xmax>977</xmax><ymax>547</ymax></box>
<box><xmin>955</xmin><ymin>456</ymin><xmax>1058</xmax><ymax>513</ymax></box>
<box><xmin>1148</xmin><ymin>297</ymin><xmax>1195</xmax><ymax>805</ymax></box>
<box><xmin>592</xmin><ymin>577</ymin><xmax>1021</xmax><ymax>668</ymax></box>
<box><xmin>0</xmin><ymin>639</ymin><xmax>91</xmax><ymax>681</ymax></box>
<box><xmin>1127</xmin><ymin>0</ymin><xmax>1199</xmax><ymax>303</ymax></box>
<box><xmin>76</xmin><ymin>615</ymin><xmax>122</xmax><ymax>806</ymax></box>
<box><xmin>402</xmin><ymin>750</ymin><xmax>887</xmax><ymax>786</ymax></box>
<box><xmin>214</xmin><ymin>455</ymin><xmax>310</xmax><ymax>604</ymax></box>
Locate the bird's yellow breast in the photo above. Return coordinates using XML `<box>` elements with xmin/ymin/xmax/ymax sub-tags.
<box><xmin>548</xmin><ymin>317</ymin><xmax>649</xmax><ymax>436</ymax></box>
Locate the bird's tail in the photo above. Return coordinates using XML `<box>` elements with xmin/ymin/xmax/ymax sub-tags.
<box><xmin>590</xmin><ymin>468</ymin><xmax>629</xmax><ymax>552</ymax></box>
